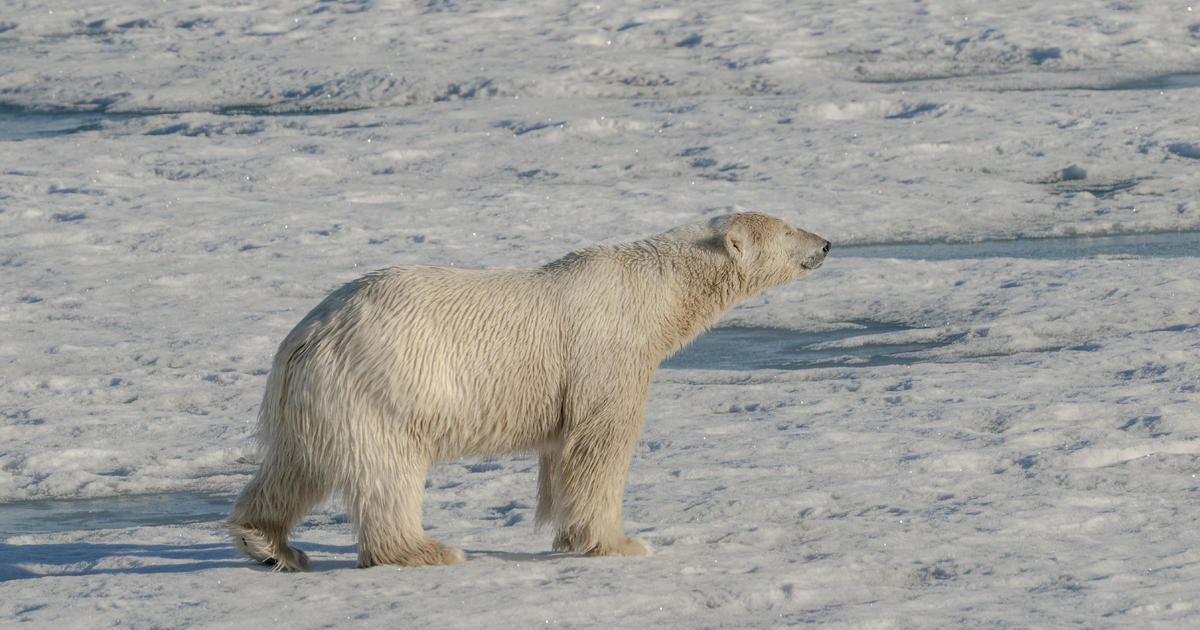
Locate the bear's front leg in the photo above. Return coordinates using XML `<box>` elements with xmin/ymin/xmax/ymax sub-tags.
<box><xmin>549</xmin><ymin>406</ymin><xmax>651</xmax><ymax>557</ymax></box>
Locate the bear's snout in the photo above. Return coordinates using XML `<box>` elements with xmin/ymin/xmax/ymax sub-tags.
<box><xmin>801</xmin><ymin>238</ymin><xmax>831</xmax><ymax>270</ymax></box>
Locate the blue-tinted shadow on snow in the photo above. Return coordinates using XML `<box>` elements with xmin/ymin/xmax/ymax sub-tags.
<box><xmin>0</xmin><ymin>492</ymin><xmax>361</xmax><ymax>576</ymax></box>
<box><xmin>0</xmin><ymin>537</ymin><xmax>558</xmax><ymax>579</ymax></box>
<box><xmin>0</xmin><ymin>541</ymin><xmax>242</xmax><ymax>581</ymax></box>
<box><xmin>661</xmin><ymin>321</ymin><xmax>963</xmax><ymax>371</ymax></box>
<box><xmin>0</xmin><ymin>492</ymin><xmax>561</xmax><ymax>569</ymax></box>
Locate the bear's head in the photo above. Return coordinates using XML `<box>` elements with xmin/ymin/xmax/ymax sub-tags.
<box><xmin>716</xmin><ymin>213</ymin><xmax>830</xmax><ymax>292</ymax></box>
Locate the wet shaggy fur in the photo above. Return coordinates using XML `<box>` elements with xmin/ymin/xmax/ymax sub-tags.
<box><xmin>227</xmin><ymin>212</ymin><xmax>830</xmax><ymax>570</ymax></box>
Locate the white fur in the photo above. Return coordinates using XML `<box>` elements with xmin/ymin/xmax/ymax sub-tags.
<box><xmin>227</xmin><ymin>212</ymin><xmax>829</xmax><ymax>570</ymax></box>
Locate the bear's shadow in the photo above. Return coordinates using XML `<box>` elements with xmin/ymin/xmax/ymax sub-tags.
<box><xmin>465</xmin><ymin>549</ymin><xmax>572</xmax><ymax>563</ymax></box>
<box><xmin>297</xmin><ymin>545</ymin><xmax>574</xmax><ymax>571</ymax></box>
<box><xmin>0</xmin><ymin>541</ymin><xmax>245</xmax><ymax>581</ymax></box>
<box><xmin>1</xmin><ymin>540</ymin><xmax>575</xmax><ymax>580</ymax></box>
<box><xmin>303</xmin><ymin>546</ymin><xmax>573</xmax><ymax>571</ymax></box>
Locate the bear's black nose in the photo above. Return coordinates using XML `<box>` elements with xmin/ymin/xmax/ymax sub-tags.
<box><xmin>822</xmin><ymin>240</ymin><xmax>831</xmax><ymax>253</ymax></box>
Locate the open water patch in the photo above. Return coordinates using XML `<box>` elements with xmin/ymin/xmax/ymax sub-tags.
<box><xmin>0</xmin><ymin>492</ymin><xmax>234</xmax><ymax>535</ymax></box>
<box><xmin>662</xmin><ymin>321</ymin><xmax>964</xmax><ymax>371</ymax></box>
<box><xmin>837</xmin><ymin>231</ymin><xmax>1200</xmax><ymax>261</ymax></box>
<box><xmin>0</xmin><ymin>106</ymin><xmax>111</xmax><ymax>141</ymax></box>
<box><xmin>1053</xmin><ymin>181</ymin><xmax>1140</xmax><ymax>198</ymax></box>
<box><xmin>856</xmin><ymin>71</ymin><xmax>1200</xmax><ymax>93</ymax></box>
<box><xmin>0</xmin><ymin>104</ymin><xmax>360</xmax><ymax>141</ymax></box>
<box><xmin>1106</xmin><ymin>73</ymin><xmax>1200</xmax><ymax>91</ymax></box>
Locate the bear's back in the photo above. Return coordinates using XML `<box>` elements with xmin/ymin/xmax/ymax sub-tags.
<box><xmin>281</xmin><ymin>265</ymin><xmax>569</xmax><ymax>457</ymax></box>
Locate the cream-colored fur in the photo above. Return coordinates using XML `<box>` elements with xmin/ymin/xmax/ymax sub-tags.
<box><xmin>227</xmin><ymin>212</ymin><xmax>829</xmax><ymax>570</ymax></box>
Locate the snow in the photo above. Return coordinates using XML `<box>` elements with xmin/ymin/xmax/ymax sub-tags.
<box><xmin>2</xmin><ymin>0</ymin><xmax>1199</xmax><ymax>627</ymax></box>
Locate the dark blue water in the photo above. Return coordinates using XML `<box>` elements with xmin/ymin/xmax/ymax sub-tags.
<box><xmin>1107</xmin><ymin>72</ymin><xmax>1200</xmax><ymax>91</ymax></box>
<box><xmin>838</xmin><ymin>231</ymin><xmax>1200</xmax><ymax>261</ymax></box>
<box><xmin>0</xmin><ymin>106</ymin><xmax>109</xmax><ymax>141</ymax></box>
<box><xmin>0</xmin><ymin>105</ymin><xmax>355</xmax><ymax>141</ymax></box>
<box><xmin>0</xmin><ymin>493</ymin><xmax>233</xmax><ymax>535</ymax></box>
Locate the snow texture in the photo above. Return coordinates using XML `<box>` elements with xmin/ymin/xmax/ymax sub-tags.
<box><xmin>2</xmin><ymin>0</ymin><xmax>1199</xmax><ymax>627</ymax></box>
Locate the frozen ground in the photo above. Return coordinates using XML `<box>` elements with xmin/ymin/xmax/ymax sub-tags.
<box><xmin>2</xmin><ymin>0</ymin><xmax>1199</xmax><ymax>627</ymax></box>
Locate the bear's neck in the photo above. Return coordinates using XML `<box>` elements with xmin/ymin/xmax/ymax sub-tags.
<box><xmin>615</xmin><ymin>237</ymin><xmax>750</xmax><ymax>360</ymax></box>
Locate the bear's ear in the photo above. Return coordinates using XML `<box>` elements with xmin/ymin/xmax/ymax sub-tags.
<box><xmin>723</xmin><ymin>223</ymin><xmax>750</xmax><ymax>262</ymax></box>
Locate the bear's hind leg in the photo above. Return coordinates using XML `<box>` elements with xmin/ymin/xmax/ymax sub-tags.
<box><xmin>535</xmin><ymin>450</ymin><xmax>561</xmax><ymax>528</ymax></box>
<box><xmin>350</xmin><ymin>461</ymin><xmax>465</xmax><ymax>568</ymax></box>
<box><xmin>227</xmin><ymin>459</ymin><xmax>328</xmax><ymax>571</ymax></box>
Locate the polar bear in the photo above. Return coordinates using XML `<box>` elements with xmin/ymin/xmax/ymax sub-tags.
<box><xmin>227</xmin><ymin>212</ymin><xmax>829</xmax><ymax>570</ymax></box>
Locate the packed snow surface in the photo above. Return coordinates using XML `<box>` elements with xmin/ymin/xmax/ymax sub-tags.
<box><xmin>2</xmin><ymin>0</ymin><xmax>1199</xmax><ymax>627</ymax></box>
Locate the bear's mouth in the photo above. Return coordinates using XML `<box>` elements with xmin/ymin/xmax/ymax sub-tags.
<box><xmin>801</xmin><ymin>255</ymin><xmax>826</xmax><ymax>271</ymax></box>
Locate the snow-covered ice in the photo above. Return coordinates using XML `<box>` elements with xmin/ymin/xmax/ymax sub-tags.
<box><xmin>2</xmin><ymin>0</ymin><xmax>1199</xmax><ymax>627</ymax></box>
